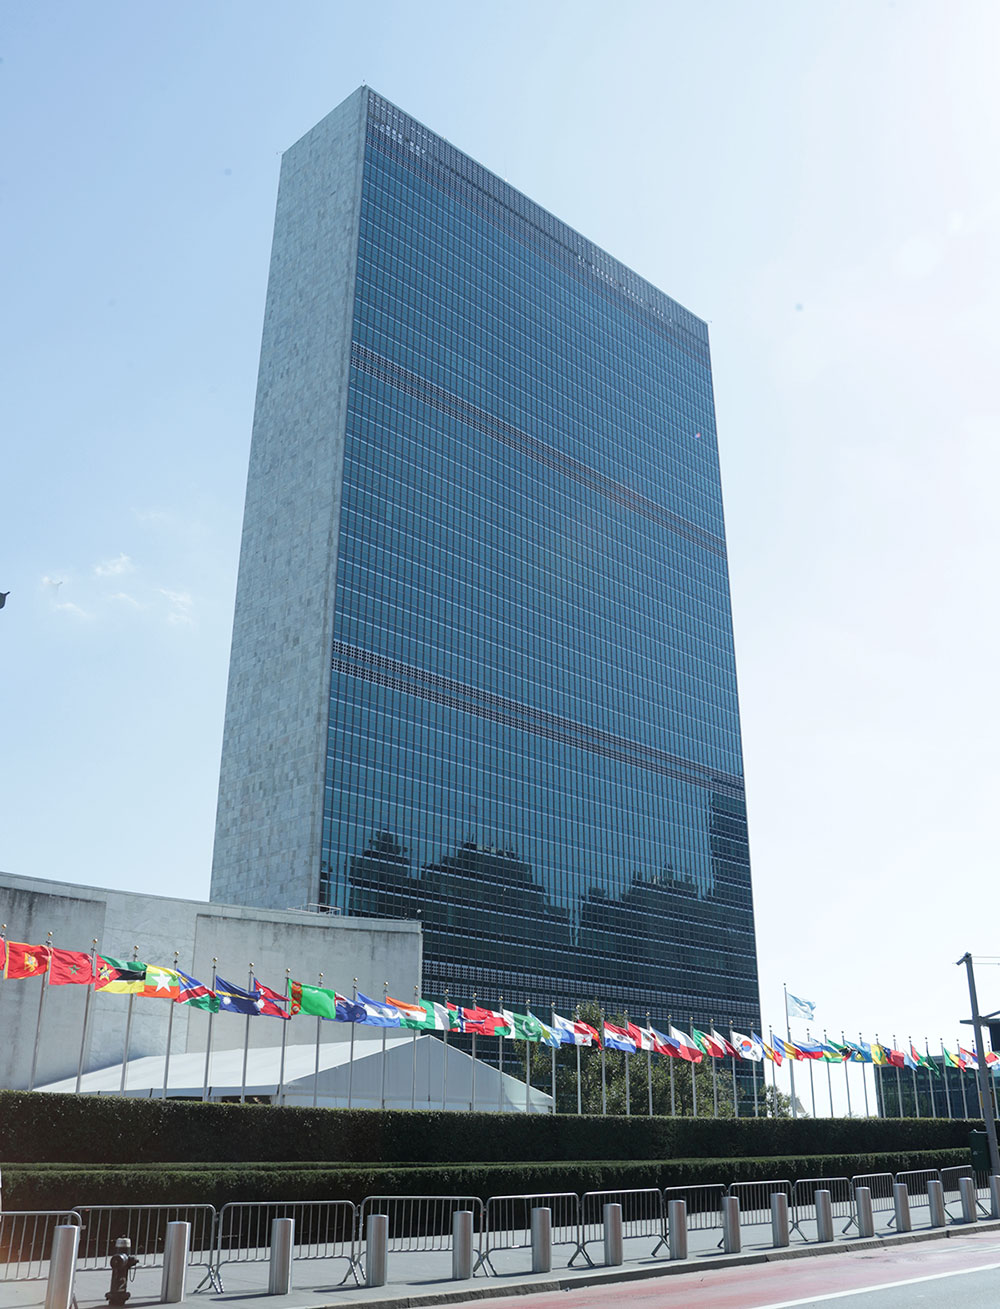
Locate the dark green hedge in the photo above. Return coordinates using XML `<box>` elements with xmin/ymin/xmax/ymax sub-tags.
<box><xmin>0</xmin><ymin>1092</ymin><xmax>978</xmax><ymax>1165</ymax></box>
<box><xmin>3</xmin><ymin>1149</ymin><xmax>969</xmax><ymax>1211</ymax></box>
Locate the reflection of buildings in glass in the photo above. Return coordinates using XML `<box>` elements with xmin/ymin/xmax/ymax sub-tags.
<box><xmin>212</xmin><ymin>86</ymin><xmax>761</xmax><ymax>1035</ymax></box>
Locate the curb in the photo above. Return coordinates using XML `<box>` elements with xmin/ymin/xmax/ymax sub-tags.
<box><xmin>301</xmin><ymin>1217</ymin><xmax>1000</xmax><ymax>1309</ymax></box>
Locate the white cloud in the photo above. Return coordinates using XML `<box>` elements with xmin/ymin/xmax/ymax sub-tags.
<box><xmin>94</xmin><ymin>553</ymin><xmax>135</xmax><ymax>577</ymax></box>
<box><xmin>54</xmin><ymin>601</ymin><xmax>93</xmax><ymax>621</ymax></box>
<box><xmin>160</xmin><ymin>589</ymin><xmax>195</xmax><ymax>626</ymax></box>
<box><xmin>108</xmin><ymin>592</ymin><xmax>143</xmax><ymax>609</ymax></box>
<box><xmin>41</xmin><ymin>575</ymin><xmax>64</xmax><ymax>592</ymax></box>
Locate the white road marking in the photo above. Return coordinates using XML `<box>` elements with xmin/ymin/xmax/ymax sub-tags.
<box><xmin>750</xmin><ymin>1257</ymin><xmax>1000</xmax><ymax>1308</ymax></box>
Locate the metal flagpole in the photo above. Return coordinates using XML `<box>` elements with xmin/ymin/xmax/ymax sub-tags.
<box><xmin>575</xmin><ymin>1006</ymin><xmax>582</xmax><ymax>1116</ymax></box>
<box><xmin>752</xmin><ymin>1052</ymin><xmax>759</xmax><ymax>1117</ymax></box>
<box><xmin>240</xmin><ymin>963</ymin><xmax>254</xmax><ymax>1104</ymax></box>
<box><xmin>821</xmin><ymin>1031</ymin><xmax>833</xmax><ymax>1117</ymax></box>
<box><xmin>707</xmin><ymin>1018</ymin><xmax>718</xmax><ymax>1117</ymax></box>
<box><xmin>783</xmin><ymin>985</ymin><xmax>798</xmax><ymax>1118</ymax></box>
<box><xmin>442</xmin><ymin>988</ymin><xmax>449</xmax><ymax>1111</ymax></box>
<box><xmin>380</xmin><ymin>981</ymin><xmax>389</xmax><ymax>1111</ymax></box>
<box><xmin>730</xmin><ymin>1022</ymin><xmax>738</xmax><ymax>1118</ymax></box>
<box><xmin>958</xmin><ymin>953</ymin><xmax>1000</xmax><ymax>1174</ymax></box>
<box><xmin>348</xmin><ymin>978</ymin><xmax>358</xmax><ymax>1109</ymax></box>
<box><xmin>646</xmin><ymin>1011</ymin><xmax>653</xmax><ymax>1117</ymax></box>
<box><xmin>768</xmin><ymin>1027</ymin><xmax>778</xmax><ymax>1111</ymax></box>
<box><xmin>551</xmin><ymin>1003</ymin><xmax>557</xmax><ymax>1113</ymax></box>
<box><xmin>668</xmin><ymin>1015</ymin><xmax>676</xmax><ymax>1116</ymax></box>
<box><xmin>624</xmin><ymin>1011</ymin><xmax>631</xmax><ymax>1117</ymax></box>
<box><xmin>471</xmin><ymin>991</ymin><xmax>478</xmax><ymax>1112</ymax></box>
<box><xmin>840</xmin><ymin>1032</ymin><xmax>852</xmax><ymax>1117</ymax></box>
<box><xmin>859</xmin><ymin>1033</ymin><xmax>870</xmax><ymax>1116</ymax></box>
<box><xmin>313</xmin><ymin>971</ymin><xmax>324</xmax><ymax>1109</ymax></box>
<box><xmin>907</xmin><ymin>1037</ymin><xmax>919</xmax><ymax>1116</ymax></box>
<box><xmin>119</xmin><ymin>944</ymin><xmax>140</xmax><ymax>1095</ymax></box>
<box><xmin>202</xmin><ymin>960</ymin><xmax>218</xmax><ymax>1102</ymax></box>
<box><xmin>498</xmin><ymin>996</ymin><xmax>505</xmax><ymax>1113</ymax></box>
<box><xmin>277</xmin><ymin>969</ymin><xmax>290</xmax><ymax>1106</ymax></box>
<box><xmin>411</xmin><ymin>985</ymin><xmax>419</xmax><ymax>1111</ymax></box>
<box><xmin>76</xmin><ymin>939</ymin><xmax>99</xmax><ymax>1094</ymax></box>
<box><xmin>163</xmin><ymin>949</ymin><xmax>179</xmax><ymax>1100</ymax></box>
<box><xmin>924</xmin><ymin>1038</ymin><xmax>936</xmax><ymax>1118</ymax></box>
<box><xmin>805</xmin><ymin>1028</ymin><xmax>817</xmax><ymax>1117</ymax></box>
<box><xmin>892</xmin><ymin>1034</ymin><xmax>903</xmax><ymax>1116</ymax></box>
<box><xmin>524</xmin><ymin>1001</ymin><xmax>532</xmax><ymax>1116</ymax></box>
<box><xmin>691</xmin><ymin>1041</ymin><xmax>698</xmax><ymax>1118</ymax></box>
<box><xmin>958</xmin><ymin>1039</ymin><xmax>970</xmax><ymax>1117</ymax></box>
<box><xmin>29</xmin><ymin>931</ymin><xmax>54</xmax><ymax>1092</ymax></box>
<box><xmin>941</xmin><ymin>1040</ymin><xmax>952</xmax><ymax>1119</ymax></box>
<box><xmin>600</xmin><ymin>1007</ymin><xmax>607</xmax><ymax>1116</ymax></box>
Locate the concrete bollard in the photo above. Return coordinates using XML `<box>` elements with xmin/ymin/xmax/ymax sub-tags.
<box><xmin>855</xmin><ymin>1186</ymin><xmax>874</xmax><ymax>1239</ymax></box>
<box><xmin>770</xmin><ymin>1192</ymin><xmax>789</xmax><ymax>1248</ymax></box>
<box><xmin>44</xmin><ymin>1225</ymin><xmax>80</xmax><ymax>1309</ymax></box>
<box><xmin>365</xmin><ymin>1214</ymin><xmax>388</xmax><ymax>1288</ymax></box>
<box><xmin>722</xmin><ymin>1195</ymin><xmax>741</xmax><ymax>1254</ymax></box>
<box><xmin>927</xmin><ymin>1180</ymin><xmax>946</xmax><ymax>1228</ymax></box>
<box><xmin>452</xmin><ymin>1210</ymin><xmax>473</xmax><ymax>1281</ymax></box>
<box><xmin>530</xmin><ymin>1207</ymin><xmax>552</xmax><ymax>1273</ymax></box>
<box><xmin>990</xmin><ymin>1175</ymin><xmax>1000</xmax><ymax>1220</ymax></box>
<box><xmin>667</xmin><ymin>1199</ymin><xmax>687</xmax><ymax>1260</ymax></box>
<box><xmin>160</xmin><ymin>1221</ymin><xmax>191</xmax><ymax>1303</ymax></box>
<box><xmin>960</xmin><ymin>1176</ymin><xmax>978</xmax><ymax>1223</ymax></box>
<box><xmin>815</xmin><ymin>1190</ymin><xmax>834</xmax><ymax>1243</ymax></box>
<box><xmin>603</xmin><ymin>1203</ymin><xmax>623</xmax><ymax>1266</ymax></box>
<box><xmin>893</xmin><ymin>1182</ymin><xmax>911</xmax><ymax>1233</ymax></box>
<box><xmin>268</xmin><ymin>1217</ymin><xmax>294</xmax><ymax>1295</ymax></box>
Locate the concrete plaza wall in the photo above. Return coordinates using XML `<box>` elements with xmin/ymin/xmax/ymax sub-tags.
<box><xmin>0</xmin><ymin>870</ymin><xmax>421</xmax><ymax>1091</ymax></box>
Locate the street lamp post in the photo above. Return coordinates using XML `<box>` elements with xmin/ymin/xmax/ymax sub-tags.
<box><xmin>957</xmin><ymin>952</ymin><xmax>1000</xmax><ymax>1176</ymax></box>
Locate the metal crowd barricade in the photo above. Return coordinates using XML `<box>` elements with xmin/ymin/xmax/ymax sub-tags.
<box><xmin>727</xmin><ymin>1180</ymin><xmax>793</xmax><ymax>1233</ymax></box>
<box><xmin>478</xmin><ymin>1194</ymin><xmax>582</xmax><ymax>1274</ymax></box>
<box><xmin>580</xmin><ymin>1189</ymin><xmax>666</xmax><ymax>1260</ymax></box>
<box><xmin>211</xmin><ymin>1200</ymin><xmax>358</xmax><ymax>1290</ymax></box>
<box><xmin>662</xmin><ymin>1185</ymin><xmax>726</xmax><ymax>1234</ymax></box>
<box><xmin>357</xmin><ymin>1196</ymin><xmax>483</xmax><ymax>1277</ymax></box>
<box><xmin>851</xmin><ymin>1173</ymin><xmax>896</xmax><ymax>1228</ymax></box>
<box><xmin>895</xmin><ymin>1169</ymin><xmax>941</xmax><ymax>1221</ymax></box>
<box><xmin>940</xmin><ymin>1165</ymin><xmax>988</xmax><ymax>1219</ymax></box>
<box><xmin>0</xmin><ymin>1211</ymin><xmax>81</xmax><ymax>1281</ymax></box>
<box><xmin>72</xmin><ymin>1204</ymin><xmax>218</xmax><ymax>1283</ymax></box>
<box><xmin>790</xmin><ymin>1178</ymin><xmax>854</xmax><ymax>1239</ymax></box>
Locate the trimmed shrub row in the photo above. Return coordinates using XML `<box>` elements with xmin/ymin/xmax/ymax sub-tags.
<box><xmin>0</xmin><ymin>1092</ymin><xmax>979</xmax><ymax>1165</ymax></box>
<box><xmin>3</xmin><ymin>1149</ymin><xmax>970</xmax><ymax>1211</ymax></box>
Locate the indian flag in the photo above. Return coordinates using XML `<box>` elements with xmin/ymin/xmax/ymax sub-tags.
<box><xmin>387</xmin><ymin>996</ymin><xmax>456</xmax><ymax>1030</ymax></box>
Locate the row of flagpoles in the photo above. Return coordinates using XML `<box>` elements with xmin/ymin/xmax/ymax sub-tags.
<box><xmin>2</xmin><ymin>932</ymin><xmax>996</xmax><ymax>1116</ymax></box>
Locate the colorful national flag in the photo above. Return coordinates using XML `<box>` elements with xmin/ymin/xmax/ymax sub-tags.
<box><xmin>356</xmin><ymin>993</ymin><xmax>401</xmax><ymax>1026</ymax></box>
<box><xmin>507</xmin><ymin>1010</ymin><xmax>545</xmax><ymax>1042</ymax></box>
<box><xmin>731</xmin><ymin>1030</ymin><xmax>764</xmax><ymax>1061</ymax></box>
<box><xmin>387</xmin><ymin>996</ymin><xmax>456</xmax><ymax>1031</ymax></box>
<box><xmin>176</xmin><ymin>970</ymin><xmax>219</xmax><ymax>1012</ymax></box>
<box><xmin>289</xmin><ymin>980</ymin><xmax>362</xmax><ymax>1021</ymax></box>
<box><xmin>141</xmin><ymin>965</ymin><xmax>182</xmax><ymax>999</ymax></box>
<box><xmin>668</xmin><ymin>1026</ymin><xmax>704</xmax><ymax>1062</ymax></box>
<box><xmin>773</xmin><ymin>1035</ymin><xmax>802</xmax><ymax>1062</ymax></box>
<box><xmin>943</xmin><ymin>1047</ymin><xmax>966</xmax><ymax>1070</ymax></box>
<box><xmin>48</xmin><ymin>948</ymin><xmax>94</xmax><ymax>985</ymax></box>
<box><xmin>886</xmin><ymin>1047</ymin><xmax>906</xmax><ymax>1069</ymax></box>
<box><xmin>215</xmin><ymin>977</ymin><xmax>263</xmax><ymax>1016</ymax></box>
<box><xmin>0</xmin><ymin>937</ymin><xmax>5</xmax><ymax>972</ymax></box>
<box><xmin>627</xmin><ymin>1022</ymin><xmax>655</xmax><ymax>1052</ymax></box>
<box><xmin>870</xmin><ymin>1042</ymin><xmax>889</xmax><ymax>1066</ymax></box>
<box><xmin>692</xmin><ymin>1028</ymin><xmax>726</xmax><ymax>1058</ymax></box>
<box><xmin>603</xmin><ymin>1022</ymin><xmax>637</xmax><ymax>1053</ymax></box>
<box><xmin>958</xmin><ymin>1046</ymin><xmax>979</xmax><ymax>1070</ymax></box>
<box><xmin>4</xmin><ymin>942</ymin><xmax>52</xmax><ymax>980</ymax></box>
<box><xmin>757</xmin><ymin>1032</ymin><xmax>782</xmax><ymax>1066</ymax></box>
<box><xmin>710</xmin><ymin>1029</ymin><xmax>738</xmax><ymax>1057</ymax></box>
<box><xmin>786</xmin><ymin>992</ymin><xmax>817</xmax><ymax>1021</ymax></box>
<box><xmin>95</xmin><ymin>955</ymin><xmax>147</xmax><ymax>993</ymax></box>
<box><xmin>461</xmin><ymin>1005</ymin><xmax>509</xmax><ymax>1035</ymax></box>
<box><xmin>253</xmin><ymin>981</ymin><xmax>290</xmax><ymax>1018</ymax></box>
<box><xmin>794</xmin><ymin>1038</ymin><xmax>826</xmax><ymax>1060</ymax></box>
<box><xmin>648</xmin><ymin>1026</ymin><xmax>678</xmax><ymax>1057</ymax></box>
<box><xmin>550</xmin><ymin>1011</ymin><xmax>598</xmax><ymax>1046</ymax></box>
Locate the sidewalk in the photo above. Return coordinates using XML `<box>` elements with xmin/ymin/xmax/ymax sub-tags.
<box><xmin>3</xmin><ymin>1217</ymin><xmax>999</xmax><ymax>1309</ymax></box>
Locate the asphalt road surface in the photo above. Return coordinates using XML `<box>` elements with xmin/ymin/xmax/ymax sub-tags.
<box><xmin>447</xmin><ymin>1232</ymin><xmax>1000</xmax><ymax>1308</ymax></box>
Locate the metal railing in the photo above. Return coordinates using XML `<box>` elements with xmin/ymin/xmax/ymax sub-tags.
<box><xmin>479</xmin><ymin>1192</ymin><xmax>584</xmax><ymax>1273</ymax></box>
<box><xmin>212</xmin><ymin>1200</ymin><xmax>357</xmax><ymax>1290</ymax></box>
<box><xmin>851</xmin><ymin>1172</ymin><xmax>896</xmax><ymax>1222</ymax></box>
<box><xmin>72</xmin><ymin>1204</ymin><xmax>217</xmax><ymax>1275</ymax></box>
<box><xmin>662</xmin><ymin>1184</ymin><xmax>725</xmax><ymax>1232</ymax></box>
<box><xmin>727</xmin><ymin>1179</ymin><xmax>793</xmax><ymax>1227</ymax></box>
<box><xmin>580</xmin><ymin>1188</ymin><xmax>665</xmax><ymax>1259</ymax></box>
<box><xmin>357</xmin><ymin>1195</ymin><xmax>484</xmax><ymax>1275</ymax></box>
<box><xmin>0</xmin><ymin>1212</ymin><xmax>80</xmax><ymax>1281</ymax></box>
<box><xmin>791</xmin><ymin>1178</ymin><xmax>854</xmax><ymax>1238</ymax></box>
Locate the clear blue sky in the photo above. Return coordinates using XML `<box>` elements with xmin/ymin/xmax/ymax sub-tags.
<box><xmin>3</xmin><ymin>1</ymin><xmax>999</xmax><ymax>1066</ymax></box>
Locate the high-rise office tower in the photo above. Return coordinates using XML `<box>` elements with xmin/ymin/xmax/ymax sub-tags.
<box><xmin>212</xmin><ymin>88</ymin><xmax>760</xmax><ymax>1032</ymax></box>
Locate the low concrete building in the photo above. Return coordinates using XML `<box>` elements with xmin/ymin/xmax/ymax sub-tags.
<box><xmin>0</xmin><ymin>871</ymin><xmax>421</xmax><ymax>1091</ymax></box>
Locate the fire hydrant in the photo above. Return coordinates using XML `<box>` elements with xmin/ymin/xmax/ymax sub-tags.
<box><xmin>106</xmin><ymin>1236</ymin><xmax>139</xmax><ymax>1305</ymax></box>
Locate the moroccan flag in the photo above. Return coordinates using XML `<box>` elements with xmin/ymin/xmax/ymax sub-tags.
<box><xmin>176</xmin><ymin>970</ymin><xmax>219</xmax><ymax>1012</ymax></box>
<box><xmin>142</xmin><ymin>965</ymin><xmax>182</xmax><ymax>999</ymax></box>
<box><xmin>603</xmin><ymin>1022</ymin><xmax>637</xmax><ymax>1053</ymax></box>
<box><xmin>387</xmin><ymin>996</ymin><xmax>455</xmax><ymax>1030</ymax></box>
<box><xmin>95</xmin><ymin>956</ymin><xmax>147</xmax><ymax>993</ymax></box>
<box><xmin>49</xmin><ymin>948</ymin><xmax>94</xmax><ymax>985</ymax></box>
<box><xmin>669</xmin><ymin>1026</ymin><xmax>704</xmax><ymax>1063</ymax></box>
<box><xmin>5</xmin><ymin>942</ymin><xmax>52</xmax><ymax>979</ymax></box>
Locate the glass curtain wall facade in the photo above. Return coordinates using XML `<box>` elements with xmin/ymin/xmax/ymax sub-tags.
<box><xmin>319</xmin><ymin>93</ymin><xmax>760</xmax><ymax>1032</ymax></box>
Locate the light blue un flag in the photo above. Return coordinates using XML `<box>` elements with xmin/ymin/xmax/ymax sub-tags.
<box><xmin>786</xmin><ymin>992</ymin><xmax>817</xmax><ymax>1022</ymax></box>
